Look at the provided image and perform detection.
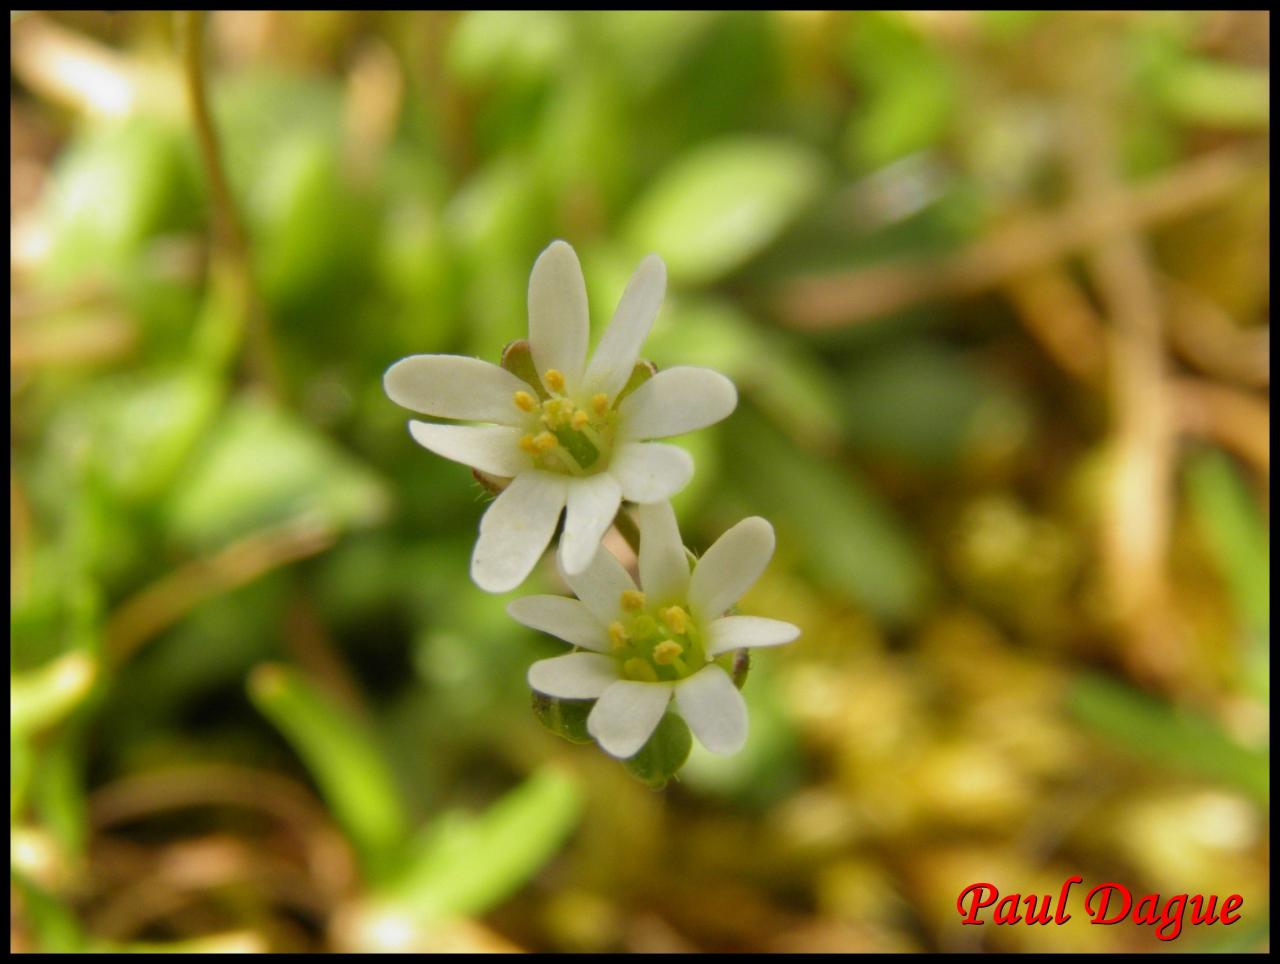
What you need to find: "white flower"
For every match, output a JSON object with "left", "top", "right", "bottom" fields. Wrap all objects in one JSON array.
[
  {"left": 384, "top": 240, "right": 737, "bottom": 593},
  {"left": 512, "top": 501, "right": 799, "bottom": 759}
]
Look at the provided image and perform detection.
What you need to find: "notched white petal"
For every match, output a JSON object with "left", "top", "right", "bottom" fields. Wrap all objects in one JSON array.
[
  {"left": 587, "top": 679, "right": 674, "bottom": 759},
  {"left": 636, "top": 500, "right": 690, "bottom": 605},
  {"left": 687, "top": 516, "right": 775, "bottom": 620},
  {"left": 527, "top": 652, "right": 618, "bottom": 699},
  {"left": 616, "top": 366, "right": 738, "bottom": 441},
  {"left": 408, "top": 421, "right": 529, "bottom": 477},
  {"left": 507, "top": 595, "right": 610, "bottom": 652},
  {"left": 608, "top": 442, "right": 692, "bottom": 505},
  {"left": 470, "top": 471, "right": 567, "bottom": 594},
  {"left": 528, "top": 240, "right": 589, "bottom": 391},
  {"left": 559, "top": 540, "right": 636, "bottom": 626},
  {"left": 560, "top": 473, "right": 623, "bottom": 576},
  {"left": 675, "top": 665, "right": 747, "bottom": 756},
  {"left": 706, "top": 615, "right": 799, "bottom": 657},
  {"left": 384, "top": 354, "right": 531, "bottom": 425},
  {"left": 583, "top": 253, "right": 667, "bottom": 400}
]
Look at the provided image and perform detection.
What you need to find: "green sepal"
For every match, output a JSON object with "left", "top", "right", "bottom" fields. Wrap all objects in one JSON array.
[
  {"left": 616, "top": 359, "right": 657, "bottom": 403},
  {"left": 532, "top": 691, "right": 594, "bottom": 744},
  {"left": 500, "top": 339, "right": 546, "bottom": 396},
  {"left": 623, "top": 711, "right": 692, "bottom": 790}
]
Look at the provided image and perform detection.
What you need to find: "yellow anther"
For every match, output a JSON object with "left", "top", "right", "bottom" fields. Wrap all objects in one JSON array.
[
  {"left": 660, "top": 606, "right": 689, "bottom": 635},
  {"left": 518, "top": 434, "right": 538, "bottom": 454},
  {"left": 623, "top": 658, "right": 659, "bottom": 682},
  {"left": 571, "top": 410, "right": 590, "bottom": 431},
  {"left": 608, "top": 621, "right": 629, "bottom": 649},
  {"left": 620, "top": 590, "right": 646, "bottom": 612},
  {"left": 544, "top": 369, "right": 566, "bottom": 393},
  {"left": 591, "top": 393, "right": 609, "bottom": 415},
  {"left": 653, "top": 640, "right": 684, "bottom": 665},
  {"left": 513, "top": 390, "right": 536, "bottom": 412},
  {"left": 533, "top": 431, "right": 558, "bottom": 453}
]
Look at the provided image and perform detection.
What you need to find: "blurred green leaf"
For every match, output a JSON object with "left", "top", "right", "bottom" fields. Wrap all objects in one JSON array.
[
  {"left": 1156, "top": 58, "right": 1270, "bottom": 130},
  {"left": 379, "top": 766, "right": 582, "bottom": 919},
  {"left": 163, "top": 397, "right": 388, "bottom": 550},
  {"left": 842, "top": 12, "right": 955, "bottom": 169},
  {"left": 1184, "top": 449, "right": 1269, "bottom": 700},
  {"left": 1069, "top": 673, "right": 1269, "bottom": 804},
  {"left": 249, "top": 663, "right": 410, "bottom": 875},
  {"left": 624, "top": 137, "right": 825, "bottom": 285},
  {"left": 11, "top": 652, "right": 97, "bottom": 738},
  {"left": 727, "top": 407, "right": 932, "bottom": 623},
  {"left": 40, "top": 117, "right": 201, "bottom": 284}
]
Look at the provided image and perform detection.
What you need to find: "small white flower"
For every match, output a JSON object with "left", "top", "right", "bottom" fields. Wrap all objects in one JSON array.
[
  {"left": 512, "top": 501, "right": 799, "bottom": 759},
  {"left": 385, "top": 240, "right": 737, "bottom": 593}
]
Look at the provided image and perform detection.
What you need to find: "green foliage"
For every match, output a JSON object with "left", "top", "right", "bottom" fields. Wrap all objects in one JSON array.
[
  {"left": 377, "top": 767, "right": 582, "bottom": 920},
  {"left": 163, "top": 398, "right": 389, "bottom": 550},
  {"left": 248, "top": 663, "right": 410, "bottom": 876},
  {"left": 1069, "top": 674, "right": 1269, "bottom": 804},
  {"left": 623, "top": 138, "right": 825, "bottom": 285}
]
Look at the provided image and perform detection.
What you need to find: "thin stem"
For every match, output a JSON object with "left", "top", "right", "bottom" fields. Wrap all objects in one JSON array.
[{"left": 176, "top": 11, "right": 283, "bottom": 398}]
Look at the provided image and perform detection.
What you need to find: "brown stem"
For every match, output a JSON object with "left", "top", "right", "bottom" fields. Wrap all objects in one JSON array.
[
  {"left": 105, "top": 519, "right": 335, "bottom": 667},
  {"left": 772, "top": 145, "right": 1260, "bottom": 330},
  {"left": 176, "top": 11, "right": 283, "bottom": 398}
]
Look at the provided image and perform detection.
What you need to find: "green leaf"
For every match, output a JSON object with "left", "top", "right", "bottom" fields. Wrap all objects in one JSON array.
[
  {"left": 623, "top": 712, "right": 693, "bottom": 790},
  {"left": 10, "top": 652, "right": 97, "bottom": 738},
  {"left": 379, "top": 766, "right": 582, "bottom": 919},
  {"left": 248, "top": 663, "right": 410, "bottom": 876},
  {"left": 726, "top": 406, "right": 932, "bottom": 623},
  {"left": 623, "top": 137, "right": 825, "bottom": 285},
  {"left": 1069, "top": 673, "right": 1269, "bottom": 804},
  {"left": 1184, "top": 449, "right": 1269, "bottom": 700},
  {"left": 163, "top": 397, "right": 388, "bottom": 551}
]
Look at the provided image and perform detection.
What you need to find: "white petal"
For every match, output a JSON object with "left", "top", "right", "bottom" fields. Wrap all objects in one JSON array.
[
  {"left": 528, "top": 240, "right": 589, "bottom": 392},
  {"left": 636, "top": 500, "right": 690, "bottom": 606},
  {"left": 384, "top": 355, "right": 531, "bottom": 425},
  {"left": 507, "top": 596, "right": 609, "bottom": 652},
  {"left": 587, "top": 679, "right": 674, "bottom": 759},
  {"left": 687, "top": 517, "right": 775, "bottom": 620},
  {"left": 527, "top": 652, "right": 618, "bottom": 699},
  {"left": 560, "top": 473, "right": 623, "bottom": 576},
  {"left": 675, "top": 665, "right": 747, "bottom": 756},
  {"left": 583, "top": 254, "right": 666, "bottom": 400},
  {"left": 706, "top": 615, "right": 800, "bottom": 657},
  {"left": 559, "top": 540, "right": 635, "bottom": 626},
  {"left": 470, "top": 471, "right": 567, "bottom": 594},
  {"left": 407, "top": 422, "right": 528, "bottom": 477},
  {"left": 608, "top": 442, "right": 693, "bottom": 504},
  {"left": 617, "top": 366, "right": 738, "bottom": 440}
]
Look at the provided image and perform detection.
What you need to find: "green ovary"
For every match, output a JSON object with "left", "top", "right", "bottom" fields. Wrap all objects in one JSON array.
[
  {"left": 512, "top": 370, "right": 616, "bottom": 475},
  {"left": 608, "top": 591, "right": 707, "bottom": 683}
]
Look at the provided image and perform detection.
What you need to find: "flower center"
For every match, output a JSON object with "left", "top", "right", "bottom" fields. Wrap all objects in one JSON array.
[
  {"left": 513, "top": 370, "right": 616, "bottom": 475},
  {"left": 607, "top": 590, "right": 706, "bottom": 682}
]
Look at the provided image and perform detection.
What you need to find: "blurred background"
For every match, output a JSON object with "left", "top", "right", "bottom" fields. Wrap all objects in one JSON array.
[{"left": 9, "top": 10, "right": 1269, "bottom": 953}]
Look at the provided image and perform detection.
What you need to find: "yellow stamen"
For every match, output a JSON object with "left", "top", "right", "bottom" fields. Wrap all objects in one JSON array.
[
  {"left": 533, "top": 431, "right": 558, "bottom": 453},
  {"left": 591, "top": 393, "right": 609, "bottom": 415},
  {"left": 513, "top": 390, "right": 536, "bottom": 412},
  {"left": 653, "top": 640, "right": 684, "bottom": 665},
  {"left": 660, "top": 606, "right": 689, "bottom": 635},
  {"left": 623, "top": 658, "right": 659, "bottom": 682},
  {"left": 620, "top": 590, "right": 646, "bottom": 612},
  {"left": 518, "top": 434, "right": 538, "bottom": 454},
  {"left": 544, "top": 369, "right": 566, "bottom": 393},
  {"left": 608, "top": 621, "right": 629, "bottom": 649},
  {"left": 570, "top": 410, "right": 590, "bottom": 431}
]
